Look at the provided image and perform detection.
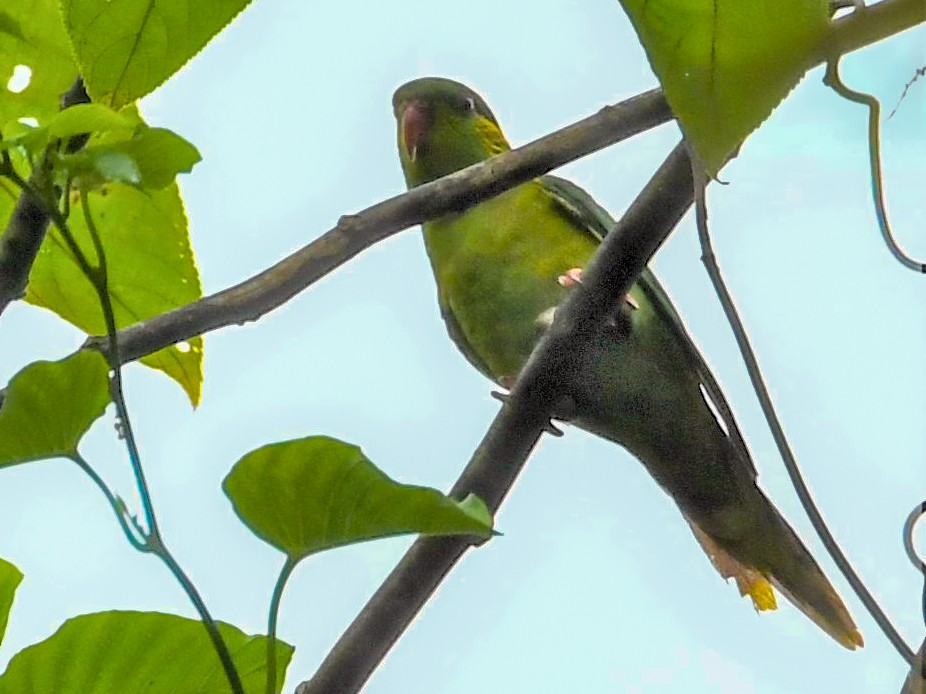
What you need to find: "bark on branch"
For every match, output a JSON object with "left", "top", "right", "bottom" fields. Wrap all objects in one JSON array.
[
  {"left": 0, "top": 77, "right": 89, "bottom": 316},
  {"left": 83, "top": 89, "right": 673, "bottom": 362}
]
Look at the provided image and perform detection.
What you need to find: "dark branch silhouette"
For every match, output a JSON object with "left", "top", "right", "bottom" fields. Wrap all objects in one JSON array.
[{"left": 298, "top": 142, "right": 695, "bottom": 694}]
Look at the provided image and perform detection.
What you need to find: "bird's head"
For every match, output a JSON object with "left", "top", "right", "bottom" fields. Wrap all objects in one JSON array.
[{"left": 392, "top": 77, "right": 510, "bottom": 188}]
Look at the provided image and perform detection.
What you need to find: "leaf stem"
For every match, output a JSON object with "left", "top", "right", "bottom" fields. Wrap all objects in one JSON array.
[
  {"left": 70, "top": 453, "right": 147, "bottom": 551},
  {"left": 902, "top": 501, "right": 926, "bottom": 625},
  {"left": 78, "top": 190, "right": 245, "bottom": 694},
  {"left": 823, "top": 59, "right": 925, "bottom": 273},
  {"left": 153, "top": 537, "right": 245, "bottom": 693},
  {"left": 80, "top": 192, "right": 160, "bottom": 532},
  {"left": 266, "top": 557, "right": 298, "bottom": 694}
]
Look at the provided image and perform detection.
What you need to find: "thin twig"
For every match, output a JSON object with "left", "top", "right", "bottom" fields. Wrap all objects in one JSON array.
[
  {"left": 79, "top": 191, "right": 245, "bottom": 694},
  {"left": 888, "top": 64, "right": 925, "bottom": 119},
  {"left": 824, "top": 58, "right": 925, "bottom": 272},
  {"left": 80, "top": 192, "right": 159, "bottom": 534},
  {"left": 691, "top": 161, "right": 914, "bottom": 665}
]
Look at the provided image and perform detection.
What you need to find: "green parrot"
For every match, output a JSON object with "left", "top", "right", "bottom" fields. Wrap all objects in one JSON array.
[{"left": 392, "top": 76, "right": 863, "bottom": 650}]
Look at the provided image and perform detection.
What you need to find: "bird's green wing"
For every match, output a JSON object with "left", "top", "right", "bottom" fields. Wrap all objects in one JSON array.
[
  {"left": 540, "top": 175, "right": 753, "bottom": 473},
  {"left": 440, "top": 295, "right": 498, "bottom": 382}
]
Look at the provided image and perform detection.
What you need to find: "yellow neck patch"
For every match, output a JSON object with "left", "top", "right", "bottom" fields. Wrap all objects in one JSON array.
[{"left": 473, "top": 115, "right": 510, "bottom": 156}]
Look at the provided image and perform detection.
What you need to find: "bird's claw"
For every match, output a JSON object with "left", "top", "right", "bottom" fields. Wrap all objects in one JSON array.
[{"left": 491, "top": 388, "right": 569, "bottom": 437}]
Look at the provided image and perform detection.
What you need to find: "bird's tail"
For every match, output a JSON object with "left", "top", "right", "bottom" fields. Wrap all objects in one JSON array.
[{"left": 686, "top": 491, "right": 864, "bottom": 650}]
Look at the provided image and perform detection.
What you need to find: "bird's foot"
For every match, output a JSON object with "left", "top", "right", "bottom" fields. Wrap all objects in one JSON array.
[
  {"left": 556, "top": 267, "right": 584, "bottom": 288},
  {"left": 557, "top": 266, "right": 640, "bottom": 311}
]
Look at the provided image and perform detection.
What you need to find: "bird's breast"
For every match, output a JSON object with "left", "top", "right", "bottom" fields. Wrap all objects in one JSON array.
[{"left": 422, "top": 186, "right": 598, "bottom": 383}]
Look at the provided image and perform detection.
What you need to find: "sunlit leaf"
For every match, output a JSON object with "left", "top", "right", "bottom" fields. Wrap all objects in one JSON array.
[
  {"left": 619, "top": 0, "right": 829, "bottom": 175},
  {"left": 115, "top": 127, "right": 201, "bottom": 189},
  {"left": 25, "top": 181, "right": 204, "bottom": 406},
  {"left": 0, "top": 12, "right": 27, "bottom": 43},
  {"left": 0, "top": 558, "right": 23, "bottom": 650},
  {"left": 46, "top": 103, "right": 136, "bottom": 139},
  {"left": 62, "top": 0, "right": 255, "bottom": 108},
  {"left": 224, "top": 435, "right": 494, "bottom": 560},
  {"left": 0, "top": 351, "right": 109, "bottom": 467},
  {"left": 0, "top": 0, "right": 76, "bottom": 129},
  {"left": 64, "top": 147, "right": 141, "bottom": 187},
  {"left": 40, "top": 108, "right": 202, "bottom": 191},
  {"left": 0, "top": 611, "right": 293, "bottom": 693}
]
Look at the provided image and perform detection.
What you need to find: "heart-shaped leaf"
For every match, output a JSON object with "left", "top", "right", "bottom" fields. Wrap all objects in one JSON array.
[
  {"left": 0, "top": 351, "right": 109, "bottom": 466},
  {"left": 0, "top": 610, "right": 294, "bottom": 693},
  {"left": 224, "top": 435, "right": 494, "bottom": 560}
]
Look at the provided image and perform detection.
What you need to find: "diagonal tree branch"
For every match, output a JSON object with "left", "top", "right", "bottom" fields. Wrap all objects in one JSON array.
[
  {"left": 817, "top": 0, "right": 926, "bottom": 63},
  {"left": 297, "top": 142, "right": 695, "bottom": 694},
  {"left": 65, "top": 0, "right": 924, "bottom": 367},
  {"left": 82, "top": 89, "right": 673, "bottom": 363}
]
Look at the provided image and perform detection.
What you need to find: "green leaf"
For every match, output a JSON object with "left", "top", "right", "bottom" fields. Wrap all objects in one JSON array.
[
  {"left": 46, "top": 103, "right": 136, "bottom": 139},
  {"left": 0, "top": 12, "right": 27, "bottom": 42},
  {"left": 3, "top": 104, "right": 142, "bottom": 167},
  {"left": 62, "top": 0, "right": 255, "bottom": 108},
  {"left": 0, "top": 611, "right": 294, "bottom": 694},
  {"left": 0, "top": 123, "right": 50, "bottom": 161},
  {"left": 0, "top": 351, "right": 109, "bottom": 467},
  {"left": 60, "top": 127, "right": 202, "bottom": 191},
  {"left": 0, "top": 0, "right": 76, "bottom": 129},
  {"left": 224, "top": 435, "right": 495, "bottom": 560},
  {"left": 64, "top": 148, "right": 142, "bottom": 187},
  {"left": 0, "top": 558, "right": 23, "bottom": 650},
  {"left": 39, "top": 107, "right": 201, "bottom": 191},
  {"left": 619, "top": 0, "right": 829, "bottom": 175},
  {"left": 25, "top": 182, "right": 204, "bottom": 406},
  {"left": 116, "top": 127, "right": 202, "bottom": 189}
]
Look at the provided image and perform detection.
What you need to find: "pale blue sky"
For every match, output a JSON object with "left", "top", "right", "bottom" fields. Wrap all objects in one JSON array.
[{"left": 0, "top": 1, "right": 924, "bottom": 692}]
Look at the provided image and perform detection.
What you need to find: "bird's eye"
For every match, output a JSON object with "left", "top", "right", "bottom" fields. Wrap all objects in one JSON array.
[{"left": 462, "top": 97, "right": 476, "bottom": 113}]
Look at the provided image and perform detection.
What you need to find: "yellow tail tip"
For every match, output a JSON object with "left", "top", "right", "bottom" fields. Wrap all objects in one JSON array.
[
  {"left": 686, "top": 518, "right": 864, "bottom": 650},
  {"left": 736, "top": 574, "right": 777, "bottom": 612}
]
